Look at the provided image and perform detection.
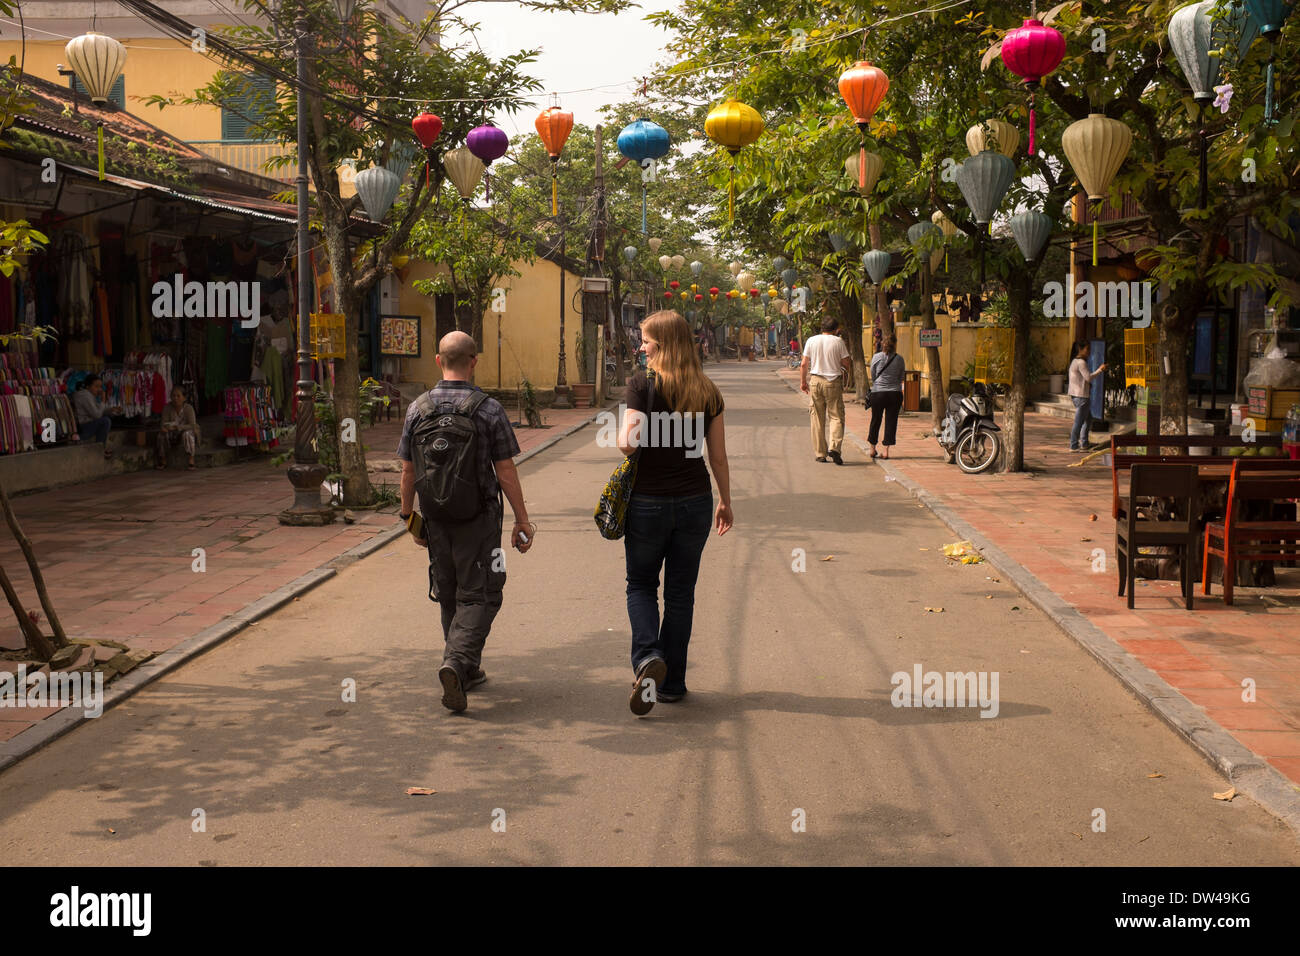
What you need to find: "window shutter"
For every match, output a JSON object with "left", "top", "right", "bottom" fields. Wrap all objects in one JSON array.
[
  {"left": 221, "top": 74, "right": 275, "bottom": 142},
  {"left": 69, "top": 74, "right": 125, "bottom": 109}
]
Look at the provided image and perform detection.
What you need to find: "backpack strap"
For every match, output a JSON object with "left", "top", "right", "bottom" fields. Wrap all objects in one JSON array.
[{"left": 457, "top": 389, "right": 491, "bottom": 417}]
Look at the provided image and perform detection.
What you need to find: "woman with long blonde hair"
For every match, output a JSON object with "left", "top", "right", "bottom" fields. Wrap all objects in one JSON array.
[{"left": 616, "top": 311, "right": 732, "bottom": 716}]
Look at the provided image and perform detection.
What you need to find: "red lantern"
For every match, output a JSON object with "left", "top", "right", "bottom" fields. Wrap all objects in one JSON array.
[
  {"left": 664, "top": 291, "right": 673, "bottom": 300},
  {"left": 1000, "top": 19, "right": 1065, "bottom": 156},
  {"left": 748, "top": 288, "right": 759, "bottom": 298},
  {"left": 838, "top": 61, "right": 890, "bottom": 189},
  {"left": 709, "top": 287, "right": 719, "bottom": 296},
  {"left": 669, "top": 280, "right": 680, "bottom": 290},
  {"left": 412, "top": 112, "right": 442, "bottom": 186},
  {"left": 694, "top": 294, "right": 703, "bottom": 302}
]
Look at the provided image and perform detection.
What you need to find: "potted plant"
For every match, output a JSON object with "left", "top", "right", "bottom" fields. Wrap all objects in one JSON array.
[{"left": 570, "top": 327, "right": 595, "bottom": 408}]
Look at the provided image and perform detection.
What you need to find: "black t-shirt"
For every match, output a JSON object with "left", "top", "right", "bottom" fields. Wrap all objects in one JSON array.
[{"left": 626, "top": 371, "right": 723, "bottom": 497}]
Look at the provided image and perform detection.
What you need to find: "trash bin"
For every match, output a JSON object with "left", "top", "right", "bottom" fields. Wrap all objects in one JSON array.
[{"left": 903, "top": 371, "right": 921, "bottom": 412}]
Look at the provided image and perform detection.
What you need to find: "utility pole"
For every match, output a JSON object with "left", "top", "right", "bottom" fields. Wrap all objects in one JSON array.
[
  {"left": 587, "top": 125, "right": 608, "bottom": 399},
  {"left": 553, "top": 207, "right": 571, "bottom": 408}
]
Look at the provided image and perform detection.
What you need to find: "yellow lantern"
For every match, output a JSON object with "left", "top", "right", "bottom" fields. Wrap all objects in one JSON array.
[
  {"left": 844, "top": 151, "right": 884, "bottom": 195},
  {"left": 965, "top": 119, "right": 1020, "bottom": 159},
  {"left": 1061, "top": 113, "right": 1133, "bottom": 265},
  {"left": 704, "top": 99, "right": 765, "bottom": 221},
  {"left": 680, "top": 290, "right": 689, "bottom": 300},
  {"left": 767, "top": 287, "right": 778, "bottom": 298},
  {"left": 931, "top": 210, "right": 958, "bottom": 271}
]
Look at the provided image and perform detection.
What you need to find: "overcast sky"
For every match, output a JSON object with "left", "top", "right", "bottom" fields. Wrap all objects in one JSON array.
[{"left": 441, "top": 0, "right": 680, "bottom": 138}]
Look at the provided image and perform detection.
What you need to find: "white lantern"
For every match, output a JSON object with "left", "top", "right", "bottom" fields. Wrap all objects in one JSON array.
[
  {"left": 65, "top": 32, "right": 127, "bottom": 106},
  {"left": 354, "top": 166, "right": 401, "bottom": 221},
  {"left": 443, "top": 147, "right": 485, "bottom": 200}
]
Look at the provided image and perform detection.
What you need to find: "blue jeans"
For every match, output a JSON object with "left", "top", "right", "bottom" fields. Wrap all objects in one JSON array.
[
  {"left": 78, "top": 415, "right": 111, "bottom": 445},
  {"left": 1069, "top": 396, "right": 1090, "bottom": 448},
  {"left": 624, "top": 492, "right": 713, "bottom": 695}
]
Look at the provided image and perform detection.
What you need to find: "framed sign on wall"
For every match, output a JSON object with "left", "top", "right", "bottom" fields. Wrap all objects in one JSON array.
[{"left": 379, "top": 314, "right": 422, "bottom": 357}]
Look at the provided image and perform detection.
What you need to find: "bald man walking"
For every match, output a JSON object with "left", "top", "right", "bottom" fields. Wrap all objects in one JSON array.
[{"left": 399, "top": 331, "right": 534, "bottom": 714}]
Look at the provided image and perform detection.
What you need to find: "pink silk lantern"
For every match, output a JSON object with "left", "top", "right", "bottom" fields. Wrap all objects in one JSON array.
[{"left": 1000, "top": 18, "right": 1065, "bottom": 156}]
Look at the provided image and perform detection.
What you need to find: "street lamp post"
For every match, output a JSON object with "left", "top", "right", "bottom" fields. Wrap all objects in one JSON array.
[{"left": 280, "top": 12, "right": 333, "bottom": 525}]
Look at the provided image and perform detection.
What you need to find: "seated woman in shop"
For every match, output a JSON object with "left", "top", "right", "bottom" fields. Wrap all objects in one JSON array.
[
  {"left": 156, "top": 386, "right": 200, "bottom": 471},
  {"left": 71, "top": 375, "right": 120, "bottom": 459}
]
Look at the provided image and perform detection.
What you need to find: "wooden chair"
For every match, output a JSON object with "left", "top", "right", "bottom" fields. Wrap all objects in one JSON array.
[
  {"left": 1203, "top": 462, "right": 1300, "bottom": 605},
  {"left": 1116, "top": 463, "right": 1199, "bottom": 610}
]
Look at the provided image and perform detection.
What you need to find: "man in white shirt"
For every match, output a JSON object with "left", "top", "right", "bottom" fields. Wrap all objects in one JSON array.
[{"left": 800, "top": 316, "right": 852, "bottom": 464}]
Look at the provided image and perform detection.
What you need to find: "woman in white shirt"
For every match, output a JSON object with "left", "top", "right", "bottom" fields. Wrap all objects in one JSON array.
[{"left": 1068, "top": 342, "right": 1107, "bottom": 451}]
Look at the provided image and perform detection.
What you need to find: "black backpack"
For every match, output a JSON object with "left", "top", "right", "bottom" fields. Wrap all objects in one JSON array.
[{"left": 410, "top": 388, "right": 490, "bottom": 522}]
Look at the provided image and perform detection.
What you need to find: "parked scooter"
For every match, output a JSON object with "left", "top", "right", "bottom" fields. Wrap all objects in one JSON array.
[{"left": 936, "top": 383, "right": 1002, "bottom": 474}]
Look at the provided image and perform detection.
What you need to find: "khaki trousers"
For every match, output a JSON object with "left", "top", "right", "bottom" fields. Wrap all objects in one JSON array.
[{"left": 809, "top": 375, "right": 844, "bottom": 457}]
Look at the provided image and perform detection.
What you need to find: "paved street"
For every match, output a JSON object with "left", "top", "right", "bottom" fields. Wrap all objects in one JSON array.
[{"left": 0, "top": 362, "right": 1296, "bottom": 865}]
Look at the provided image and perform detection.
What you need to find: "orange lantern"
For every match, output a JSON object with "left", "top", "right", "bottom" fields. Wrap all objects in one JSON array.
[
  {"left": 535, "top": 96, "right": 575, "bottom": 216},
  {"left": 838, "top": 61, "right": 890, "bottom": 190}
]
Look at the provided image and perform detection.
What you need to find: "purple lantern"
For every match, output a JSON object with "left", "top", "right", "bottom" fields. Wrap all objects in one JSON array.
[{"left": 467, "top": 123, "right": 509, "bottom": 200}]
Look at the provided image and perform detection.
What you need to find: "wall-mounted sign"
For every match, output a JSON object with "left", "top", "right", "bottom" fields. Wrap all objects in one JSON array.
[
  {"left": 919, "top": 328, "right": 942, "bottom": 348},
  {"left": 379, "top": 314, "right": 421, "bottom": 357}
]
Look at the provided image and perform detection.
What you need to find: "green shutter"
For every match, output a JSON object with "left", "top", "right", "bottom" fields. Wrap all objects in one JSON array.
[
  {"left": 69, "top": 74, "right": 125, "bottom": 109},
  {"left": 221, "top": 74, "right": 275, "bottom": 142}
]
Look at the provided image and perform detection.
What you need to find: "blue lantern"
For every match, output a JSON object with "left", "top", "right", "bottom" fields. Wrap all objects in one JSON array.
[
  {"left": 617, "top": 118, "right": 671, "bottom": 233},
  {"left": 1244, "top": 0, "right": 1293, "bottom": 123}
]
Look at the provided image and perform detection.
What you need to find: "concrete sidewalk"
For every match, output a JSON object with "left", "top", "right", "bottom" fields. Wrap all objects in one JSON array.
[
  {"left": 778, "top": 367, "right": 1300, "bottom": 795},
  {"left": 0, "top": 395, "right": 612, "bottom": 755}
]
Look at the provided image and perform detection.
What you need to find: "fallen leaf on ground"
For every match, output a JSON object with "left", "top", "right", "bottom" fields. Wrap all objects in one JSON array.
[
  {"left": 821, "top": 555, "right": 835, "bottom": 562},
  {"left": 1213, "top": 787, "right": 1236, "bottom": 801},
  {"left": 924, "top": 606, "right": 945, "bottom": 613},
  {"left": 919, "top": 547, "right": 930, "bottom": 551},
  {"left": 1148, "top": 772, "right": 1164, "bottom": 779},
  {"left": 108, "top": 828, "right": 116, "bottom": 834},
  {"left": 941, "top": 540, "right": 984, "bottom": 563},
  {"left": 1080, "top": 537, "right": 1092, "bottom": 542},
  {"left": 1071, "top": 832, "right": 1082, "bottom": 840},
  {"left": 986, "top": 576, "right": 1001, "bottom": 582},
  {"left": 1089, "top": 514, "right": 1098, "bottom": 521},
  {"left": 1136, "top": 835, "right": 1150, "bottom": 844},
  {"left": 405, "top": 787, "right": 438, "bottom": 796},
  {"left": 986, "top": 594, "right": 993, "bottom": 599}
]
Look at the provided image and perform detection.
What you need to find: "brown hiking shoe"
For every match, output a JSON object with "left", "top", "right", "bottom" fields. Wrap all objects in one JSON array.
[{"left": 629, "top": 657, "right": 667, "bottom": 717}]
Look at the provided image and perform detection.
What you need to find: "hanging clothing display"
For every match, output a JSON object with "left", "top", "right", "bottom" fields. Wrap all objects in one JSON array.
[
  {"left": 123, "top": 350, "right": 175, "bottom": 411},
  {"left": 54, "top": 231, "right": 93, "bottom": 340},
  {"left": 0, "top": 352, "right": 75, "bottom": 453},
  {"left": 222, "top": 383, "right": 280, "bottom": 448},
  {"left": 98, "top": 367, "right": 156, "bottom": 418}
]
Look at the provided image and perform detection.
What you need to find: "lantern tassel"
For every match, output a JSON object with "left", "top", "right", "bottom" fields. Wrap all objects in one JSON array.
[
  {"left": 945, "top": 247, "right": 949, "bottom": 273},
  {"left": 1092, "top": 218, "right": 1099, "bottom": 267},
  {"left": 858, "top": 145, "right": 865, "bottom": 190},
  {"left": 642, "top": 184, "right": 647, "bottom": 235},
  {"left": 1027, "top": 91, "right": 1036, "bottom": 157},
  {"left": 728, "top": 166, "right": 735, "bottom": 222},
  {"left": 551, "top": 174, "right": 558, "bottom": 217},
  {"left": 1264, "top": 57, "right": 1276, "bottom": 125},
  {"left": 485, "top": 170, "right": 491, "bottom": 202},
  {"left": 1198, "top": 104, "right": 1208, "bottom": 210},
  {"left": 97, "top": 122, "right": 105, "bottom": 181}
]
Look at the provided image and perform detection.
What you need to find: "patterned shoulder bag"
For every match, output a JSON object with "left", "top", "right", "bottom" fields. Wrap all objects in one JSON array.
[{"left": 594, "top": 370, "right": 656, "bottom": 540}]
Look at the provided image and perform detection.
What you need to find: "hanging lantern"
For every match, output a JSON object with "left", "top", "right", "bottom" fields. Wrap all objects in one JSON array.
[
  {"left": 664, "top": 291, "right": 674, "bottom": 301},
  {"left": 690, "top": 260, "right": 704, "bottom": 276},
  {"left": 466, "top": 123, "right": 509, "bottom": 202},
  {"left": 354, "top": 166, "right": 401, "bottom": 221},
  {"left": 931, "top": 209, "right": 958, "bottom": 271},
  {"left": 1000, "top": 18, "right": 1066, "bottom": 156},
  {"left": 838, "top": 60, "right": 890, "bottom": 192},
  {"left": 681, "top": 291, "right": 690, "bottom": 301},
  {"left": 709, "top": 287, "right": 720, "bottom": 300},
  {"left": 1245, "top": 0, "right": 1293, "bottom": 123},
  {"left": 385, "top": 138, "right": 419, "bottom": 176},
  {"left": 844, "top": 150, "right": 885, "bottom": 195},
  {"left": 907, "top": 221, "right": 941, "bottom": 246},
  {"left": 1061, "top": 113, "right": 1133, "bottom": 264},
  {"left": 411, "top": 111, "right": 443, "bottom": 187},
  {"left": 443, "top": 147, "right": 485, "bottom": 201},
  {"left": 669, "top": 280, "right": 680, "bottom": 290},
  {"left": 617, "top": 118, "right": 671, "bottom": 234},
  {"left": 695, "top": 293, "right": 704, "bottom": 302},
  {"left": 623, "top": 246, "right": 639, "bottom": 263},
  {"left": 862, "top": 250, "right": 891, "bottom": 285},
  {"left": 534, "top": 99, "right": 574, "bottom": 216},
  {"left": 704, "top": 99, "right": 765, "bottom": 221},
  {"left": 829, "top": 233, "right": 849, "bottom": 254},
  {"left": 736, "top": 271, "right": 756, "bottom": 291},
  {"left": 64, "top": 32, "right": 127, "bottom": 180},
  {"left": 729, "top": 260, "right": 743, "bottom": 276},
  {"left": 955, "top": 151, "right": 1016, "bottom": 224},
  {"left": 1008, "top": 210, "right": 1053, "bottom": 262},
  {"left": 768, "top": 287, "right": 779, "bottom": 298},
  {"left": 690, "top": 283, "right": 699, "bottom": 293},
  {"left": 772, "top": 256, "right": 790, "bottom": 273},
  {"left": 658, "top": 254, "right": 672, "bottom": 271},
  {"left": 749, "top": 288, "right": 760, "bottom": 298},
  {"left": 781, "top": 268, "right": 798, "bottom": 288},
  {"left": 671, "top": 255, "right": 685, "bottom": 270},
  {"left": 1170, "top": 2, "right": 1262, "bottom": 204},
  {"left": 648, "top": 236, "right": 663, "bottom": 253},
  {"left": 965, "top": 119, "right": 1021, "bottom": 159}
]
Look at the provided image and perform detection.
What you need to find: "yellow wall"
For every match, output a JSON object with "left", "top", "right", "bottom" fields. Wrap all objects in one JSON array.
[
  {"left": 394, "top": 255, "right": 585, "bottom": 391},
  {"left": 0, "top": 40, "right": 225, "bottom": 142}
]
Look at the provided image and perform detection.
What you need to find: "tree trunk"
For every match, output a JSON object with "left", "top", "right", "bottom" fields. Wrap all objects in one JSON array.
[
  {"left": 0, "top": 561, "right": 52, "bottom": 661},
  {"left": 918, "top": 261, "right": 947, "bottom": 429},
  {"left": 836, "top": 289, "right": 868, "bottom": 406},
  {"left": 335, "top": 279, "right": 373, "bottom": 507},
  {"left": 1158, "top": 297, "right": 1193, "bottom": 436},
  {"left": 1002, "top": 277, "right": 1034, "bottom": 472},
  {"left": 0, "top": 480, "right": 66, "bottom": 647}
]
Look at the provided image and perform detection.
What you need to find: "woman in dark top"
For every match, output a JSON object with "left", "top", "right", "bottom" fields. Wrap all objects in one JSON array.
[
  {"left": 867, "top": 334, "right": 905, "bottom": 459},
  {"left": 617, "top": 310, "right": 732, "bottom": 716}
]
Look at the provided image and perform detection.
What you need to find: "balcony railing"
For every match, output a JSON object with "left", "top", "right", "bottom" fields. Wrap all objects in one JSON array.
[{"left": 188, "top": 140, "right": 294, "bottom": 183}]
